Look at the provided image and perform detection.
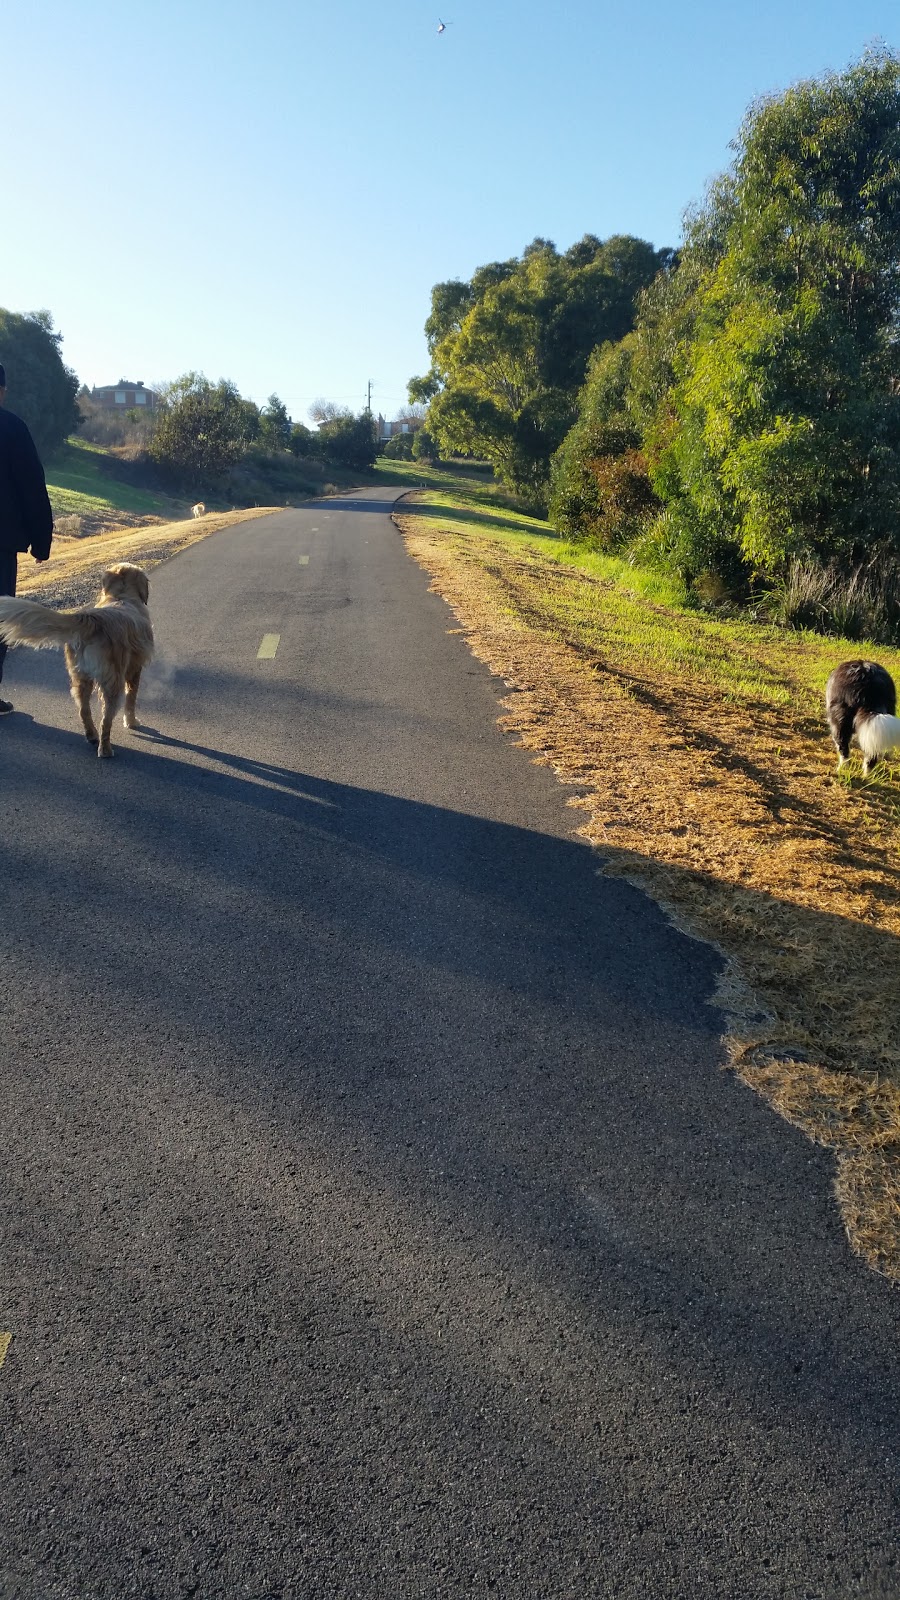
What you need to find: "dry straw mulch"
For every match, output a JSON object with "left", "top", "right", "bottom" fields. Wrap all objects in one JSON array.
[{"left": 396, "top": 509, "right": 900, "bottom": 1283}]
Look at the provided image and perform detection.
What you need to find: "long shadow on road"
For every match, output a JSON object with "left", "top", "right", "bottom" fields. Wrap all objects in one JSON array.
[{"left": 2, "top": 704, "right": 899, "bottom": 1596}]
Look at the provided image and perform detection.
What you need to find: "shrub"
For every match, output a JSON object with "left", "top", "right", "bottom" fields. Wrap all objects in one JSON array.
[
  {"left": 412, "top": 428, "right": 440, "bottom": 463},
  {"left": 567, "top": 448, "right": 658, "bottom": 550},
  {"left": 150, "top": 373, "right": 259, "bottom": 489},
  {"left": 77, "top": 395, "right": 158, "bottom": 451},
  {"left": 289, "top": 423, "right": 315, "bottom": 457},
  {"left": 382, "top": 432, "right": 415, "bottom": 459},
  {"left": 53, "top": 514, "right": 85, "bottom": 538},
  {"left": 317, "top": 412, "right": 378, "bottom": 472},
  {"left": 550, "top": 338, "right": 653, "bottom": 544},
  {"left": 627, "top": 504, "right": 753, "bottom": 602}
]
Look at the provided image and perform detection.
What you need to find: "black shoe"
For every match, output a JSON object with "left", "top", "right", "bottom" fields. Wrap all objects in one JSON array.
[{"left": 0, "top": 697, "right": 13, "bottom": 715}]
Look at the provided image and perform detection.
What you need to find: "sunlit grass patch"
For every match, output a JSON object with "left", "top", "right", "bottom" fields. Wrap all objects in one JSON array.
[{"left": 46, "top": 439, "right": 175, "bottom": 521}]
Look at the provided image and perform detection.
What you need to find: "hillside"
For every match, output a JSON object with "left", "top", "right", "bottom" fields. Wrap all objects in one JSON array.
[
  {"left": 45, "top": 440, "right": 186, "bottom": 534},
  {"left": 45, "top": 437, "right": 381, "bottom": 537}
]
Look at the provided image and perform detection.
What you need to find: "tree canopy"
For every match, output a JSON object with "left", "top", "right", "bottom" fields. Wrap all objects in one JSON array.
[
  {"left": 149, "top": 373, "right": 260, "bottom": 487},
  {"left": 259, "top": 393, "right": 292, "bottom": 453},
  {"left": 663, "top": 46, "right": 900, "bottom": 576},
  {"left": 0, "top": 309, "right": 80, "bottom": 458},
  {"left": 315, "top": 410, "right": 377, "bottom": 472},
  {"left": 411, "top": 235, "right": 671, "bottom": 497},
  {"left": 549, "top": 47, "right": 900, "bottom": 601}
]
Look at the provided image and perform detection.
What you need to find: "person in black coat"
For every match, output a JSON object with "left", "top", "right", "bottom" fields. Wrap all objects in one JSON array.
[{"left": 0, "top": 363, "right": 54, "bottom": 712}]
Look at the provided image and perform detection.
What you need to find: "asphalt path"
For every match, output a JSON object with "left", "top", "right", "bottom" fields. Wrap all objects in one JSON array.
[{"left": 1, "top": 486, "right": 898, "bottom": 1599}]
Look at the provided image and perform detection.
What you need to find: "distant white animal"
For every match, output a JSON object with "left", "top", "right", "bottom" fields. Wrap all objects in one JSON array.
[{"left": 191, "top": 502, "right": 206, "bottom": 519}]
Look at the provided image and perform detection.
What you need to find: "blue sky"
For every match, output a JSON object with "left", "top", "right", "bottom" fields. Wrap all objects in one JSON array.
[{"left": 5, "top": 0, "right": 897, "bottom": 424}]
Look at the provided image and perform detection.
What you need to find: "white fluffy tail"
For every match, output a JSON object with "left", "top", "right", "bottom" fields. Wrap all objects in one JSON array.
[
  {"left": 858, "top": 712, "right": 900, "bottom": 760},
  {"left": 0, "top": 596, "right": 91, "bottom": 650}
]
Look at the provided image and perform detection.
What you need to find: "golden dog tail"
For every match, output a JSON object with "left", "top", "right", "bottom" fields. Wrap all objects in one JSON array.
[{"left": 0, "top": 596, "right": 103, "bottom": 651}]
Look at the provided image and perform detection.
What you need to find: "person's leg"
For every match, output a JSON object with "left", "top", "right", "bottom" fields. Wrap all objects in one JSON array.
[{"left": 0, "top": 550, "right": 17, "bottom": 711}]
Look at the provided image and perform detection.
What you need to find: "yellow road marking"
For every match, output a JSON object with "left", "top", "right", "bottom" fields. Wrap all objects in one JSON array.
[
  {"left": 257, "top": 633, "right": 280, "bottom": 660},
  {"left": 0, "top": 1333, "right": 11, "bottom": 1371},
  {"left": 298, "top": 555, "right": 310, "bottom": 565}
]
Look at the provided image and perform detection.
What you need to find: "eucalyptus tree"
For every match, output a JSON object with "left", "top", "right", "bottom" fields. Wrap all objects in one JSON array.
[
  {"left": 665, "top": 47, "right": 900, "bottom": 576},
  {"left": 410, "top": 235, "right": 669, "bottom": 497}
]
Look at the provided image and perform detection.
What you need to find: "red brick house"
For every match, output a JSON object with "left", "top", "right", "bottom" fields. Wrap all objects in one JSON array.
[{"left": 91, "top": 380, "right": 157, "bottom": 410}]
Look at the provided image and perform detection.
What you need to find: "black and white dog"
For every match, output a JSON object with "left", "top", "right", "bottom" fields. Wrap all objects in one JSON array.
[{"left": 825, "top": 660, "right": 900, "bottom": 772}]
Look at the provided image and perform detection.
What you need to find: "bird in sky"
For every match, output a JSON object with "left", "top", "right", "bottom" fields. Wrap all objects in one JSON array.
[{"left": 437, "top": 18, "right": 446, "bottom": 33}]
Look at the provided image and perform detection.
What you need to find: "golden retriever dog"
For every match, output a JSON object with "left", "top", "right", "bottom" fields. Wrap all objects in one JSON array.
[
  {"left": 191, "top": 502, "right": 206, "bottom": 518},
  {"left": 0, "top": 563, "right": 153, "bottom": 758}
]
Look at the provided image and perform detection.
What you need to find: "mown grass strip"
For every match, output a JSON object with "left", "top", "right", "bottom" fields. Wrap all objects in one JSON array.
[{"left": 394, "top": 480, "right": 900, "bottom": 1281}]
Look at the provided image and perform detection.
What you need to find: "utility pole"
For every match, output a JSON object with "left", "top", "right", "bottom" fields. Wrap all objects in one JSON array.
[{"left": 366, "top": 379, "right": 373, "bottom": 414}]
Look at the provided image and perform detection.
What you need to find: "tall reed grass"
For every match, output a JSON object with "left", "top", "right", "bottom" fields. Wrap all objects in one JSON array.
[{"left": 768, "top": 558, "right": 900, "bottom": 644}]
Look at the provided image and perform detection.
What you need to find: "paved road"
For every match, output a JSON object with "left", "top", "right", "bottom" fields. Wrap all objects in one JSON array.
[{"left": 1, "top": 487, "right": 898, "bottom": 1599}]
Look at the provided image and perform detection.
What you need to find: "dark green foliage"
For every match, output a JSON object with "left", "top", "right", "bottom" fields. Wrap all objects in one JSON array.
[
  {"left": 289, "top": 423, "right": 315, "bottom": 457},
  {"left": 412, "top": 427, "right": 440, "bottom": 463},
  {"left": 150, "top": 373, "right": 260, "bottom": 488},
  {"left": 382, "top": 432, "right": 415, "bottom": 460},
  {"left": 0, "top": 308, "right": 80, "bottom": 458},
  {"left": 259, "top": 393, "right": 292, "bottom": 452},
  {"left": 226, "top": 445, "right": 326, "bottom": 505},
  {"left": 316, "top": 411, "right": 377, "bottom": 472}
]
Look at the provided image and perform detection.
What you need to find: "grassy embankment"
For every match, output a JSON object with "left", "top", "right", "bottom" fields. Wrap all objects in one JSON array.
[
  {"left": 45, "top": 439, "right": 185, "bottom": 532},
  {"left": 381, "top": 458, "right": 900, "bottom": 1282},
  {"left": 44, "top": 438, "right": 376, "bottom": 540}
]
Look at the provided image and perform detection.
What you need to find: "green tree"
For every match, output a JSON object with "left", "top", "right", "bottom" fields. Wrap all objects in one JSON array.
[
  {"left": 382, "top": 432, "right": 415, "bottom": 460},
  {"left": 259, "top": 393, "right": 292, "bottom": 453},
  {"left": 150, "top": 373, "right": 259, "bottom": 488},
  {"left": 412, "top": 427, "right": 440, "bottom": 463},
  {"left": 317, "top": 411, "right": 377, "bottom": 472},
  {"left": 415, "top": 236, "right": 669, "bottom": 498},
  {"left": 663, "top": 48, "right": 900, "bottom": 579},
  {"left": 627, "top": 180, "right": 735, "bottom": 467},
  {"left": 546, "top": 189, "right": 735, "bottom": 557},
  {"left": 289, "top": 422, "right": 315, "bottom": 457},
  {"left": 549, "top": 336, "right": 658, "bottom": 546},
  {"left": 0, "top": 308, "right": 80, "bottom": 457}
]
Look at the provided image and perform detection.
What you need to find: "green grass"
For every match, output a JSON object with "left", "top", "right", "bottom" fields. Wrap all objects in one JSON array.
[
  {"left": 45, "top": 439, "right": 175, "bottom": 520},
  {"left": 374, "top": 455, "right": 543, "bottom": 515}
]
